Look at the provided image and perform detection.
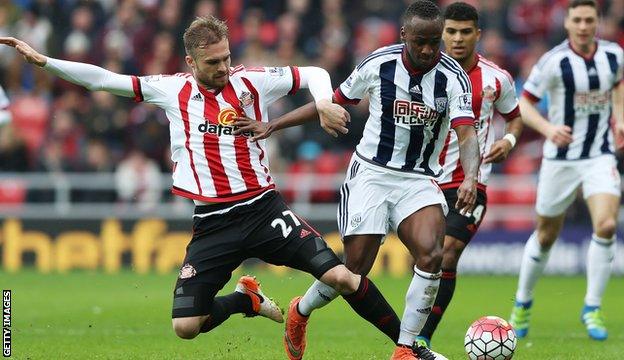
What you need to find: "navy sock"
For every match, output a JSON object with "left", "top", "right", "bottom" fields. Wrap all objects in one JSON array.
[{"left": 343, "top": 277, "right": 401, "bottom": 343}]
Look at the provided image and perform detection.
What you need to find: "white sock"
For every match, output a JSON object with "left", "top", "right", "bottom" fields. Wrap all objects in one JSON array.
[
  {"left": 515, "top": 231, "right": 552, "bottom": 303},
  {"left": 585, "top": 235, "right": 616, "bottom": 307},
  {"left": 297, "top": 280, "right": 339, "bottom": 316},
  {"left": 397, "top": 266, "right": 441, "bottom": 346}
]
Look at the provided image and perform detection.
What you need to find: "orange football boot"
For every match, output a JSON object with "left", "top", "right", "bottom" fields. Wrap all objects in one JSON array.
[
  {"left": 390, "top": 345, "right": 417, "bottom": 360},
  {"left": 235, "top": 275, "right": 283, "bottom": 323},
  {"left": 283, "top": 296, "right": 308, "bottom": 360}
]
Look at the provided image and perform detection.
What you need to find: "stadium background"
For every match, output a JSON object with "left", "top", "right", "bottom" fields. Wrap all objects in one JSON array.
[
  {"left": 1, "top": 1, "right": 624, "bottom": 359},
  {"left": 1, "top": 0, "right": 624, "bottom": 274}
]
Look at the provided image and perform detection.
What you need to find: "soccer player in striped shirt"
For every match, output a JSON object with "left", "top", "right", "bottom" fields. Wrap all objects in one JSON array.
[
  {"left": 236, "top": 1, "right": 480, "bottom": 359},
  {"left": 0, "top": 16, "right": 403, "bottom": 353},
  {"left": 509, "top": 0, "right": 624, "bottom": 341},
  {"left": 413, "top": 2, "right": 524, "bottom": 349}
]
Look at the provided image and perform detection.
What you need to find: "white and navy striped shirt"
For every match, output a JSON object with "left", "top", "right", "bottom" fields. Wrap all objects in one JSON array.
[
  {"left": 334, "top": 44, "right": 474, "bottom": 178},
  {"left": 524, "top": 39, "right": 624, "bottom": 160}
]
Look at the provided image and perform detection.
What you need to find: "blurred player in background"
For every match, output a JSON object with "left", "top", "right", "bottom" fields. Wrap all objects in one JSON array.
[
  {"left": 0, "top": 16, "right": 403, "bottom": 351},
  {"left": 508, "top": 0, "right": 624, "bottom": 341},
  {"left": 414, "top": 1, "right": 524, "bottom": 350},
  {"left": 0, "top": 85, "right": 10, "bottom": 125},
  {"left": 235, "top": 1, "right": 480, "bottom": 359}
]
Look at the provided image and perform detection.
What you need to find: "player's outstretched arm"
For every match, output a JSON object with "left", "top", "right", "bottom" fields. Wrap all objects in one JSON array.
[
  {"left": 0, "top": 36, "right": 135, "bottom": 97},
  {"left": 0, "top": 37, "right": 47, "bottom": 66},
  {"left": 232, "top": 102, "right": 318, "bottom": 141},
  {"left": 519, "top": 95, "right": 572, "bottom": 147},
  {"left": 232, "top": 66, "right": 350, "bottom": 140},
  {"left": 483, "top": 115, "right": 523, "bottom": 164},
  {"left": 232, "top": 98, "right": 349, "bottom": 141},
  {"left": 454, "top": 124, "right": 479, "bottom": 214},
  {"left": 299, "top": 67, "right": 349, "bottom": 137}
]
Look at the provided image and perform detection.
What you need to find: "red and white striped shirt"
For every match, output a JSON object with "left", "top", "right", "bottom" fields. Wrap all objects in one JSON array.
[
  {"left": 438, "top": 55, "right": 520, "bottom": 190},
  {"left": 132, "top": 65, "right": 301, "bottom": 202}
]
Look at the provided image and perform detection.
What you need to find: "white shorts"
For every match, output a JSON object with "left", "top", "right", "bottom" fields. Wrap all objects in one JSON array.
[
  {"left": 337, "top": 155, "right": 448, "bottom": 238},
  {"left": 536, "top": 154, "right": 621, "bottom": 217}
]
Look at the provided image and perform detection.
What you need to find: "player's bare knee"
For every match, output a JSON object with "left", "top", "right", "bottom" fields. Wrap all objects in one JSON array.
[
  {"left": 344, "top": 256, "right": 373, "bottom": 275},
  {"left": 535, "top": 223, "right": 559, "bottom": 248},
  {"left": 321, "top": 265, "right": 359, "bottom": 294},
  {"left": 536, "top": 216, "right": 564, "bottom": 248},
  {"left": 417, "top": 248, "right": 443, "bottom": 273},
  {"left": 172, "top": 318, "right": 200, "bottom": 339},
  {"left": 595, "top": 218, "right": 617, "bottom": 239}
]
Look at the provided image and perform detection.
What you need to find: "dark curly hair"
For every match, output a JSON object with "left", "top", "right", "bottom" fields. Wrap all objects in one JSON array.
[
  {"left": 402, "top": 0, "right": 441, "bottom": 25},
  {"left": 444, "top": 2, "right": 479, "bottom": 26},
  {"left": 568, "top": 0, "right": 597, "bottom": 10}
]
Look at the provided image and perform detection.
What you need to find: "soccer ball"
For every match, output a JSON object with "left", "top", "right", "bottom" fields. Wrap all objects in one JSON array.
[{"left": 464, "top": 316, "right": 516, "bottom": 360}]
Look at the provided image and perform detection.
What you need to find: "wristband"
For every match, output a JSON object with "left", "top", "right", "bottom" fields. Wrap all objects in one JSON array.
[{"left": 503, "top": 133, "right": 517, "bottom": 148}]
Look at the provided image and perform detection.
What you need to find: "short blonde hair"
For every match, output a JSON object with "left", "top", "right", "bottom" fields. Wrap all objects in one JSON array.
[{"left": 183, "top": 16, "right": 229, "bottom": 56}]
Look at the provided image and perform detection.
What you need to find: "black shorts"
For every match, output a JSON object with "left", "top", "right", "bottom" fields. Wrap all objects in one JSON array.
[
  {"left": 443, "top": 188, "right": 487, "bottom": 244},
  {"left": 171, "top": 190, "right": 342, "bottom": 318}
]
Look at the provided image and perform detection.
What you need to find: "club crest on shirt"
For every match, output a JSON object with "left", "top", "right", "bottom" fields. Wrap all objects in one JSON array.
[
  {"left": 434, "top": 97, "right": 448, "bottom": 113},
  {"left": 481, "top": 85, "right": 497, "bottom": 102},
  {"left": 238, "top": 91, "right": 254, "bottom": 108},
  {"left": 179, "top": 263, "right": 196, "bottom": 279}
]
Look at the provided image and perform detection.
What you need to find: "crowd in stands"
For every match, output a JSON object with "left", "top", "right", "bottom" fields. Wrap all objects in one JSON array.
[{"left": 0, "top": 0, "right": 622, "bottom": 208}]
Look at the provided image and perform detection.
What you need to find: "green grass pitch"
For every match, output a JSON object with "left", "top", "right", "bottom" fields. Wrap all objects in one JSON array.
[{"left": 3, "top": 270, "right": 623, "bottom": 359}]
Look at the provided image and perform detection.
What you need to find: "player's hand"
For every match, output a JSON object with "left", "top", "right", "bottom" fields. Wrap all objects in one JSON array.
[
  {"left": 455, "top": 178, "right": 477, "bottom": 215},
  {"left": 316, "top": 99, "right": 349, "bottom": 138},
  {"left": 232, "top": 116, "right": 273, "bottom": 142},
  {"left": 547, "top": 124, "right": 573, "bottom": 147},
  {"left": 483, "top": 139, "right": 513, "bottom": 164},
  {"left": 0, "top": 37, "right": 47, "bottom": 66}
]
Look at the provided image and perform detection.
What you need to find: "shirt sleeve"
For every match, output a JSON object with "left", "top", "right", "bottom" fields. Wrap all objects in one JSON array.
[
  {"left": 242, "top": 66, "right": 299, "bottom": 106},
  {"left": 523, "top": 54, "right": 554, "bottom": 102},
  {"left": 448, "top": 71, "right": 475, "bottom": 128},
  {"left": 134, "top": 74, "right": 189, "bottom": 107},
  {"left": 44, "top": 57, "right": 135, "bottom": 97},
  {"left": 615, "top": 47, "right": 624, "bottom": 85},
  {"left": 494, "top": 72, "right": 521, "bottom": 121},
  {"left": 334, "top": 65, "right": 369, "bottom": 105}
]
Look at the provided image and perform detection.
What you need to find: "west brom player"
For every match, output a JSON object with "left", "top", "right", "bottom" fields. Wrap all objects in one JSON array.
[
  {"left": 509, "top": 0, "right": 624, "bottom": 341},
  {"left": 414, "top": 2, "right": 524, "bottom": 349},
  {"left": 235, "top": 1, "right": 480, "bottom": 359},
  {"left": 0, "top": 16, "right": 402, "bottom": 351}
]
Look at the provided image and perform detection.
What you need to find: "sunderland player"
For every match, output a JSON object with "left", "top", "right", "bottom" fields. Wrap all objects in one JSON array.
[
  {"left": 0, "top": 16, "right": 403, "bottom": 350},
  {"left": 509, "top": 0, "right": 624, "bottom": 341},
  {"left": 414, "top": 2, "right": 524, "bottom": 348},
  {"left": 235, "top": 2, "right": 480, "bottom": 359}
]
